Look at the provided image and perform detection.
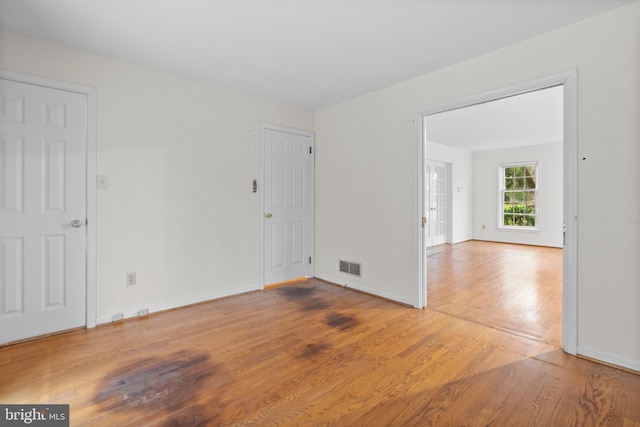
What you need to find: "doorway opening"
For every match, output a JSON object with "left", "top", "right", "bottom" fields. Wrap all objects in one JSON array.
[{"left": 415, "top": 71, "right": 578, "bottom": 355}]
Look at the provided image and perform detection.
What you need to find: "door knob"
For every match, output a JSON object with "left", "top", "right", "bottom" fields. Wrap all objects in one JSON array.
[
  {"left": 71, "top": 219, "right": 83, "bottom": 228},
  {"left": 265, "top": 213, "right": 273, "bottom": 219}
]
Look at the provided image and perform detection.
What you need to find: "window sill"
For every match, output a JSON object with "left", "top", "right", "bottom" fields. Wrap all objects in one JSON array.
[{"left": 497, "top": 226, "right": 541, "bottom": 233}]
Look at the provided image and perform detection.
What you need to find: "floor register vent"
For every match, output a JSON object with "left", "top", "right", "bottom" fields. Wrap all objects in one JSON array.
[{"left": 339, "top": 260, "right": 361, "bottom": 277}]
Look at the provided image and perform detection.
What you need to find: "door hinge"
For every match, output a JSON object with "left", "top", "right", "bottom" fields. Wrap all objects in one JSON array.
[
  {"left": 309, "top": 256, "right": 312, "bottom": 264},
  {"left": 422, "top": 217, "right": 427, "bottom": 227},
  {"left": 309, "top": 146, "right": 312, "bottom": 154}
]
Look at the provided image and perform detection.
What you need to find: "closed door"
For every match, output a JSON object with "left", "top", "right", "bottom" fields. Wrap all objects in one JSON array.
[
  {"left": 425, "top": 160, "right": 447, "bottom": 247},
  {"left": 0, "top": 78, "right": 87, "bottom": 344},
  {"left": 262, "top": 126, "right": 313, "bottom": 285}
]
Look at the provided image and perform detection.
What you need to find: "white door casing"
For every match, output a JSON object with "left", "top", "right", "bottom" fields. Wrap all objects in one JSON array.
[
  {"left": 0, "top": 76, "right": 90, "bottom": 344},
  {"left": 260, "top": 124, "right": 314, "bottom": 286},
  {"left": 415, "top": 70, "right": 578, "bottom": 356},
  {"left": 425, "top": 159, "right": 447, "bottom": 247}
]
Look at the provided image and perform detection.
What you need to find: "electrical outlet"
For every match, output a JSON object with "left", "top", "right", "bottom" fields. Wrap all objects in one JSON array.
[
  {"left": 138, "top": 308, "right": 149, "bottom": 316},
  {"left": 127, "top": 272, "right": 136, "bottom": 286},
  {"left": 112, "top": 312, "right": 124, "bottom": 322}
]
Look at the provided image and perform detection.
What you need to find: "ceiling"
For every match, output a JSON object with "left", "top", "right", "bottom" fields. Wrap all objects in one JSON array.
[
  {"left": 0, "top": 0, "right": 636, "bottom": 111},
  {"left": 425, "top": 85, "right": 564, "bottom": 152}
]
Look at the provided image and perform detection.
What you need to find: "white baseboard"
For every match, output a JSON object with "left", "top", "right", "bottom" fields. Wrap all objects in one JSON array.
[
  {"left": 96, "top": 285, "right": 259, "bottom": 325},
  {"left": 314, "top": 273, "right": 415, "bottom": 306},
  {"left": 577, "top": 345, "right": 640, "bottom": 372}
]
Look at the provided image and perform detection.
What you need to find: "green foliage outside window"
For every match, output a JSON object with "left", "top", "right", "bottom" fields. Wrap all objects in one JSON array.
[
  {"left": 502, "top": 165, "right": 537, "bottom": 227},
  {"left": 503, "top": 205, "right": 536, "bottom": 226}
]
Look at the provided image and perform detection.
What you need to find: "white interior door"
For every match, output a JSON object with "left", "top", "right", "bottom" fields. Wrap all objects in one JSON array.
[
  {"left": 262, "top": 125, "right": 313, "bottom": 285},
  {"left": 425, "top": 160, "right": 447, "bottom": 247},
  {"left": 0, "top": 78, "right": 87, "bottom": 344}
]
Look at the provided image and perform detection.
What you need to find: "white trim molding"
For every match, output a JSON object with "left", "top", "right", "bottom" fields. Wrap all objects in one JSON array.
[
  {"left": 578, "top": 346, "right": 640, "bottom": 373},
  {"left": 96, "top": 285, "right": 260, "bottom": 325},
  {"left": 314, "top": 273, "right": 415, "bottom": 307},
  {"left": 415, "top": 69, "right": 578, "bottom": 355}
]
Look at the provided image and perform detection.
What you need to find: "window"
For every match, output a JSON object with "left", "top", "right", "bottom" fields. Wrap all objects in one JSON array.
[{"left": 500, "top": 163, "right": 538, "bottom": 229}]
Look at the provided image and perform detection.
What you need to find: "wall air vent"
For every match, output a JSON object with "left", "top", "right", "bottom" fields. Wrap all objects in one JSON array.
[
  {"left": 339, "top": 260, "right": 361, "bottom": 277},
  {"left": 349, "top": 262, "right": 361, "bottom": 277},
  {"left": 339, "top": 260, "right": 350, "bottom": 274}
]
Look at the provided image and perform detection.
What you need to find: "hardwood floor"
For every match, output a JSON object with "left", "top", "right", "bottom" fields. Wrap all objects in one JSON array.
[
  {"left": 1, "top": 244, "right": 638, "bottom": 426},
  {"left": 427, "top": 240, "right": 563, "bottom": 346}
]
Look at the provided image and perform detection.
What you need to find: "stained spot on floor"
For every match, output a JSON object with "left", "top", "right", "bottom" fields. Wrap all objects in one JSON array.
[
  {"left": 93, "top": 349, "right": 223, "bottom": 423},
  {"left": 277, "top": 286, "right": 316, "bottom": 298},
  {"left": 298, "top": 342, "right": 331, "bottom": 359},
  {"left": 326, "top": 312, "right": 358, "bottom": 330}
]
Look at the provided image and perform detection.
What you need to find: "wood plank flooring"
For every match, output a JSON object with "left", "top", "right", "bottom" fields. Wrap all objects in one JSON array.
[
  {"left": 1, "top": 242, "right": 638, "bottom": 426},
  {"left": 427, "top": 240, "right": 563, "bottom": 346}
]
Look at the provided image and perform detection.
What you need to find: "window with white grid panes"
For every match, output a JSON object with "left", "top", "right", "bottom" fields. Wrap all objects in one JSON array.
[{"left": 499, "top": 163, "right": 538, "bottom": 229}]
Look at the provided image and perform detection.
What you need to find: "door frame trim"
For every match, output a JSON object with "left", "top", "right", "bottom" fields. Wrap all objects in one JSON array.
[
  {"left": 259, "top": 123, "right": 315, "bottom": 290},
  {"left": 1, "top": 70, "right": 98, "bottom": 329},
  {"left": 415, "top": 70, "right": 578, "bottom": 355}
]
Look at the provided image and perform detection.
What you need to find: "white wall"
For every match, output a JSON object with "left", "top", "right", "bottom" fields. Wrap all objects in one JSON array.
[
  {"left": 2, "top": 2, "right": 639, "bottom": 371},
  {"left": 315, "top": 3, "right": 640, "bottom": 369},
  {"left": 472, "top": 143, "right": 563, "bottom": 247},
  {"left": 0, "top": 31, "right": 314, "bottom": 322},
  {"left": 425, "top": 142, "right": 473, "bottom": 244}
]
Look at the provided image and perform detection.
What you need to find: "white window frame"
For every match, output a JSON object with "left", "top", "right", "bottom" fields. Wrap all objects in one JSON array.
[{"left": 498, "top": 161, "right": 540, "bottom": 231}]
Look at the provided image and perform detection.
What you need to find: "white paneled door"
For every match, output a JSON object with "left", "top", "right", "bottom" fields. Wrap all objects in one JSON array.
[
  {"left": 0, "top": 78, "right": 87, "bottom": 344},
  {"left": 425, "top": 160, "right": 447, "bottom": 247},
  {"left": 262, "top": 126, "right": 313, "bottom": 285}
]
